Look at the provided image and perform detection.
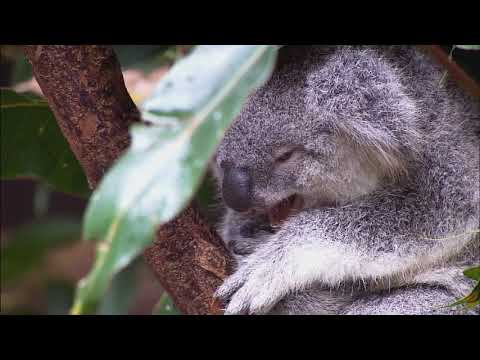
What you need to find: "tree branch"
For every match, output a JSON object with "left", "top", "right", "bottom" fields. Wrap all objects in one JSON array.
[
  {"left": 24, "top": 45, "right": 139, "bottom": 188},
  {"left": 418, "top": 45, "right": 480, "bottom": 98},
  {"left": 24, "top": 45, "right": 230, "bottom": 315}
]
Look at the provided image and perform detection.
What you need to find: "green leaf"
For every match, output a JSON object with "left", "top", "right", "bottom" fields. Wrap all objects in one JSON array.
[
  {"left": 152, "top": 293, "right": 181, "bottom": 315},
  {"left": 447, "top": 266, "right": 480, "bottom": 310},
  {"left": 1, "top": 89, "right": 91, "bottom": 197},
  {"left": 113, "top": 45, "right": 171, "bottom": 69},
  {"left": 1, "top": 217, "right": 82, "bottom": 286},
  {"left": 448, "top": 283, "right": 480, "bottom": 309},
  {"left": 71, "top": 45, "right": 278, "bottom": 314},
  {"left": 114, "top": 45, "right": 195, "bottom": 74},
  {"left": 455, "top": 45, "right": 480, "bottom": 51},
  {"left": 463, "top": 266, "right": 480, "bottom": 281}
]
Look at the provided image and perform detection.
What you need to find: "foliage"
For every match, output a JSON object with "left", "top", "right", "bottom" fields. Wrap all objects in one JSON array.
[
  {"left": 0, "top": 217, "right": 143, "bottom": 314},
  {"left": 1, "top": 89, "right": 90, "bottom": 197},
  {"left": 455, "top": 45, "right": 480, "bottom": 51},
  {"left": 449, "top": 266, "right": 480, "bottom": 309},
  {"left": 1, "top": 217, "right": 81, "bottom": 286}
]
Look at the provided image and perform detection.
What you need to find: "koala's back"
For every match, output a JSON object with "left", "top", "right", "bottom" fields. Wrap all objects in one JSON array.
[{"left": 283, "top": 46, "right": 479, "bottom": 314}]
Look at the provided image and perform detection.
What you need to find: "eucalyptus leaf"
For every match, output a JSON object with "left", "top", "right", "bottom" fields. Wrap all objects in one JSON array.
[
  {"left": 1, "top": 89, "right": 90, "bottom": 197},
  {"left": 71, "top": 45, "right": 278, "bottom": 314},
  {"left": 463, "top": 266, "right": 480, "bottom": 281},
  {"left": 113, "top": 45, "right": 171, "bottom": 70},
  {"left": 455, "top": 45, "right": 480, "bottom": 51},
  {"left": 447, "top": 266, "right": 480, "bottom": 309},
  {"left": 448, "top": 283, "right": 480, "bottom": 309}
]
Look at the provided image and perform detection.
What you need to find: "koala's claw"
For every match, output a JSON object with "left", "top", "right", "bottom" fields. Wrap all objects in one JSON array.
[
  {"left": 214, "top": 271, "right": 245, "bottom": 302},
  {"left": 215, "top": 254, "right": 288, "bottom": 315}
]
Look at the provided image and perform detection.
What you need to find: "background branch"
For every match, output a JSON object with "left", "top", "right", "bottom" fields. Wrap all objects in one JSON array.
[
  {"left": 24, "top": 45, "right": 230, "bottom": 315},
  {"left": 418, "top": 45, "right": 480, "bottom": 98}
]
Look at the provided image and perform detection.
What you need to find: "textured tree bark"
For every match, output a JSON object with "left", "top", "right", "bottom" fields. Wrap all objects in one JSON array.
[
  {"left": 144, "top": 207, "right": 231, "bottom": 315},
  {"left": 24, "top": 45, "right": 139, "bottom": 188},
  {"left": 24, "top": 45, "right": 230, "bottom": 315}
]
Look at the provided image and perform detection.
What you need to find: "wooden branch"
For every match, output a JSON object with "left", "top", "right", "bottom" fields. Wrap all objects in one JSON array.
[
  {"left": 24, "top": 45, "right": 231, "bottom": 315},
  {"left": 418, "top": 45, "right": 480, "bottom": 99},
  {"left": 144, "top": 206, "right": 231, "bottom": 314},
  {"left": 24, "top": 45, "right": 139, "bottom": 188}
]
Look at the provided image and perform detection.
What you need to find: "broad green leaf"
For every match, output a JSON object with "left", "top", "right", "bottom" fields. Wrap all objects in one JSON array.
[
  {"left": 113, "top": 45, "right": 172, "bottom": 69},
  {"left": 1, "top": 89, "right": 91, "bottom": 197},
  {"left": 455, "top": 45, "right": 480, "bottom": 51},
  {"left": 71, "top": 45, "right": 278, "bottom": 314},
  {"left": 448, "top": 283, "right": 479, "bottom": 309},
  {"left": 1, "top": 217, "right": 82, "bottom": 286},
  {"left": 114, "top": 45, "right": 195, "bottom": 74},
  {"left": 463, "top": 266, "right": 480, "bottom": 281},
  {"left": 447, "top": 266, "right": 480, "bottom": 310},
  {"left": 152, "top": 293, "right": 181, "bottom": 315}
]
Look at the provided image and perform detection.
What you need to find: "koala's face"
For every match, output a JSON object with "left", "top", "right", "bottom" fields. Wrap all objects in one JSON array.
[
  {"left": 213, "top": 120, "right": 379, "bottom": 214},
  {"left": 213, "top": 46, "right": 417, "bottom": 215}
]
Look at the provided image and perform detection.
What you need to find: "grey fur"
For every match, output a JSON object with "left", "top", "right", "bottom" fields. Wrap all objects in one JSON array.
[{"left": 212, "top": 46, "right": 480, "bottom": 315}]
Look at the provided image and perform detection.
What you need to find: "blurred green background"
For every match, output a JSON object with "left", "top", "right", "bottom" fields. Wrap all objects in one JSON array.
[{"left": 0, "top": 45, "right": 220, "bottom": 315}]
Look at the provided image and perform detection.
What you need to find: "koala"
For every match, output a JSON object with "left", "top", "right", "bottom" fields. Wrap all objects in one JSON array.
[{"left": 211, "top": 45, "right": 480, "bottom": 315}]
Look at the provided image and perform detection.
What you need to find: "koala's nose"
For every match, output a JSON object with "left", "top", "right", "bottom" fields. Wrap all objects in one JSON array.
[{"left": 222, "top": 167, "right": 253, "bottom": 212}]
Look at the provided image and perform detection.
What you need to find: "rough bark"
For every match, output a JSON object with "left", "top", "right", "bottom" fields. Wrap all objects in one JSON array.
[
  {"left": 24, "top": 45, "right": 139, "bottom": 188},
  {"left": 24, "top": 45, "right": 230, "bottom": 315},
  {"left": 144, "top": 207, "right": 231, "bottom": 315}
]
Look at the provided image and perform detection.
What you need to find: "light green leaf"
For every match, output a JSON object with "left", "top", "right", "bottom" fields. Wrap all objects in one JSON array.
[
  {"left": 0, "top": 89, "right": 91, "bottom": 197},
  {"left": 71, "top": 45, "right": 278, "bottom": 314},
  {"left": 449, "top": 283, "right": 479, "bottom": 309},
  {"left": 455, "top": 45, "right": 480, "bottom": 51},
  {"left": 447, "top": 266, "right": 480, "bottom": 309},
  {"left": 463, "top": 266, "right": 480, "bottom": 281}
]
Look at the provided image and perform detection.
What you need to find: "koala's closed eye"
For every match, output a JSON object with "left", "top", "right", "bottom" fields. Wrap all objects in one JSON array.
[
  {"left": 275, "top": 149, "right": 295, "bottom": 163},
  {"left": 274, "top": 146, "right": 304, "bottom": 164}
]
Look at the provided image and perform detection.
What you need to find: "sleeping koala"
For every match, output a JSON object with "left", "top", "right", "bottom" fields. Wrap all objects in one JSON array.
[{"left": 211, "top": 45, "right": 480, "bottom": 315}]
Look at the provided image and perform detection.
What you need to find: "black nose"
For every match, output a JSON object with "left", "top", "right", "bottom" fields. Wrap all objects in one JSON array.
[{"left": 222, "top": 167, "right": 253, "bottom": 212}]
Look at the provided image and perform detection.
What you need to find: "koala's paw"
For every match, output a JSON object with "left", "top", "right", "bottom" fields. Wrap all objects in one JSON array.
[{"left": 214, "top": 251, "right": 290, "bottom": 315}]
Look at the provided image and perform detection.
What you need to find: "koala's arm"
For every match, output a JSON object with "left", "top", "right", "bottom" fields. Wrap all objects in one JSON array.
[
  {"left": 268, "top": 264, "right": 479, "bottom": 314},
  {"left": 268, "top": 285, "right": 477, "bottom": 315},
  {"left": 345, "top": 285, "right": 479, "bottom": 315},
  {"left": 216, "top": 173, "right": 479, "bottom": 314}
]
